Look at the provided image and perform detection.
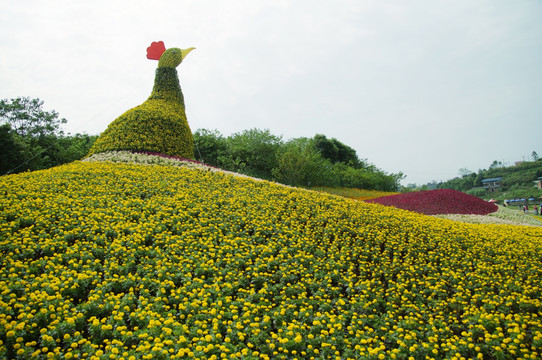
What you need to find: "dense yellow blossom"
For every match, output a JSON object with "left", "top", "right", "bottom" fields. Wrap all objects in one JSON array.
[{"left": 0, "top": 159, "right": 541, "bottom": 359}]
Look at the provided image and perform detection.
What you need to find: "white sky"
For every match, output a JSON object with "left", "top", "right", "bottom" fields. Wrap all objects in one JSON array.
[{"left": 1, "top": 0, "right": 541, "bottom": 185}]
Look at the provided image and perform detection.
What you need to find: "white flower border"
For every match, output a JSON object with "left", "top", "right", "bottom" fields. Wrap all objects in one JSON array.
[
  {"left": 433, "top": 205, "right": 542, "bottom": 227},
  {"left": 82, "top": 151, "right": 266, "bottom": 182}
]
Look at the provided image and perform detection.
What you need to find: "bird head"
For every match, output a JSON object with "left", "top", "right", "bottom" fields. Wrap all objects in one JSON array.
[{"left": 146, "top": 41, "right": 195, "bottom": 68}]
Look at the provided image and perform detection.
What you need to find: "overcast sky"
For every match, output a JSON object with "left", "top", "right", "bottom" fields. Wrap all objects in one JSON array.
[{"left": 1, "top": 1, "right": 541, "bottom": 185}]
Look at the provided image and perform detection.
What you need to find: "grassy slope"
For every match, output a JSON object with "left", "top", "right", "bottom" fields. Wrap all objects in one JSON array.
[
  {"left": 309, "top": 187, "right": 399, "bottom": 201},
  {"left": 1, "top": 156, "right": 541, "bottom": 359}
]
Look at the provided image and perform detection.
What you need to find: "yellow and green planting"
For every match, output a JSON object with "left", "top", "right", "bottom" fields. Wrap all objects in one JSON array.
[{"left": 88, "top": 48, "right": 195, "bottom": 159}]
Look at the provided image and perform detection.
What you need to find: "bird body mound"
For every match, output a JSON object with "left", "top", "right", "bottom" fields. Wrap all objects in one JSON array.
[
  {"left": 88, "top": 64, "right": 194, "bottom": 158},
  {"left": 87, "top": 97, "right": 194, "bottom": 158},
  {"left": 366, "top": 188, "right": 498, "bottom": 215}
]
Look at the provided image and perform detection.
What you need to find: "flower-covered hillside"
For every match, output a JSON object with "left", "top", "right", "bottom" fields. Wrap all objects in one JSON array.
[
  {"left": 366, "top": 188, "right": 498, "bottom": 215},
  {"left": 0, "top": 160, "right": 541, "bottom": 359}
]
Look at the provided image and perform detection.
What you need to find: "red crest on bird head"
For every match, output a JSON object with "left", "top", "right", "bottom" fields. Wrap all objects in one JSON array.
[{"left": 147, "top": 41, "right": 166, "bottom": 60}]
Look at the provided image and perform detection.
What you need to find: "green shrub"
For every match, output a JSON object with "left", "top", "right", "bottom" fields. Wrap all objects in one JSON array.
[{"left": 466, "top": 188, "right": 487, "bottom": 197}]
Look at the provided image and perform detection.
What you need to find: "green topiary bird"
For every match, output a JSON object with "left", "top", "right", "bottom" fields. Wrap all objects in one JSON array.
[{"left": 88, "top": 41, "right": 196, "bottom": 158}]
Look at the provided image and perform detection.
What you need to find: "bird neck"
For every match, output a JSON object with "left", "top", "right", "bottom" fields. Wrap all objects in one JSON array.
[{"left": 148, "top": 67, "right": 185, "bottom": 105}]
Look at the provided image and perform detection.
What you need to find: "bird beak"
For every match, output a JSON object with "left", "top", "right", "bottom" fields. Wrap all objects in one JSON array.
[{"left": 181, "top": 47, "right": 196, "bottom": 60}]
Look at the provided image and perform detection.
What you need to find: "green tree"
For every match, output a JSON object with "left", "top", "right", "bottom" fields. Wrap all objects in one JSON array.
[
  {"left": 313, "top": 134, "right": 339, "bottom": 162},
  {"left": 458, "top": 168, "right": 474, "bottom": 177},
  {"left": 58, "top": 134, "right": 99, "bottom": 163},
  {"left": 193, "top": 129, "right": 228, "bottom": 166},
  {"left": 190, "top": 127, "right": 404, "bottom": 190},
  {"left": 0, "top": 124, "right": 24, "bottom": 175},
  {"left": 1, "top": 97, "right": 96, "bottom": 174},
  {"left": 272, "top": 138, "right": 330, "bottom": 186},
  {"left": 1, "top": 97, "right": 68, "bottom": 172},
  {"left": 0, "top": 97, "right": 66, "bottom": 138},
  {"left": 489, "top": 160, "right": 503, "bottom": 170},
  {"left": 313, "top": 134, "right": 362, "bottom": 167},
  {"left": 225, "top": 128, "right": 282, "bottom": 179},
  {"left": 330, "top": 162, "right": 403, "bottom": 191}
]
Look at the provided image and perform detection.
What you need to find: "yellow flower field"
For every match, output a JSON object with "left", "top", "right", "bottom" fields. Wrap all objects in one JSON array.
[{"left": 0, "top": 160, "right": 541, "bottom": 359}]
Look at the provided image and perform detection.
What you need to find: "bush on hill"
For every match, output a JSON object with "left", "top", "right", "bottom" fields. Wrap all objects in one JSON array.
[
  {"left": 437, "top": 158, "right": 542, "bottom": 201},
  {"left": 194, "top": 129, "right": 404, "bottom": 191}
]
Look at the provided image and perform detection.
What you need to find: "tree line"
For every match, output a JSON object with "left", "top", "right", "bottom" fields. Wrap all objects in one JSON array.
[
  {"left": 429, "top": 158, "right": 542, "bottom": 199},
  {"left": 0, "top": 97, "right": 97, "bottom": 175},
  {"left": 1, "top": 97, "right": 403, "bottom": 191},
  {"left": 194, "top": 128, "right": 403, "bottom": 191}
]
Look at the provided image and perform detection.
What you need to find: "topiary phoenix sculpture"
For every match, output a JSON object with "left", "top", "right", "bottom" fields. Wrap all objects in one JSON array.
[{"left": 88, "top": 41, "right": 196, "bottom": 158}]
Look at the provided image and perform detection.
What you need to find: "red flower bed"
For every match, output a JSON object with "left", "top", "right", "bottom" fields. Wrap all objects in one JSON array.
[{"left": 366, "top": 189, "right": 498, "bottom": 215}]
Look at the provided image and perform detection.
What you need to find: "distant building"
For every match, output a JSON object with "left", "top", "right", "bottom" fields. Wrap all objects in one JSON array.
[
  {"left": 482, "top": 177, "right": 503, "bottom": 192},
  {"left": 535, "top": 177, "right": 542, "bottom": 190}
]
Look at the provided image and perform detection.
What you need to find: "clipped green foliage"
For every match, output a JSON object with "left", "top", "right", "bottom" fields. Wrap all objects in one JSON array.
[{"left": 89, "top": 55, "right": 194, "bottom": 159}]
